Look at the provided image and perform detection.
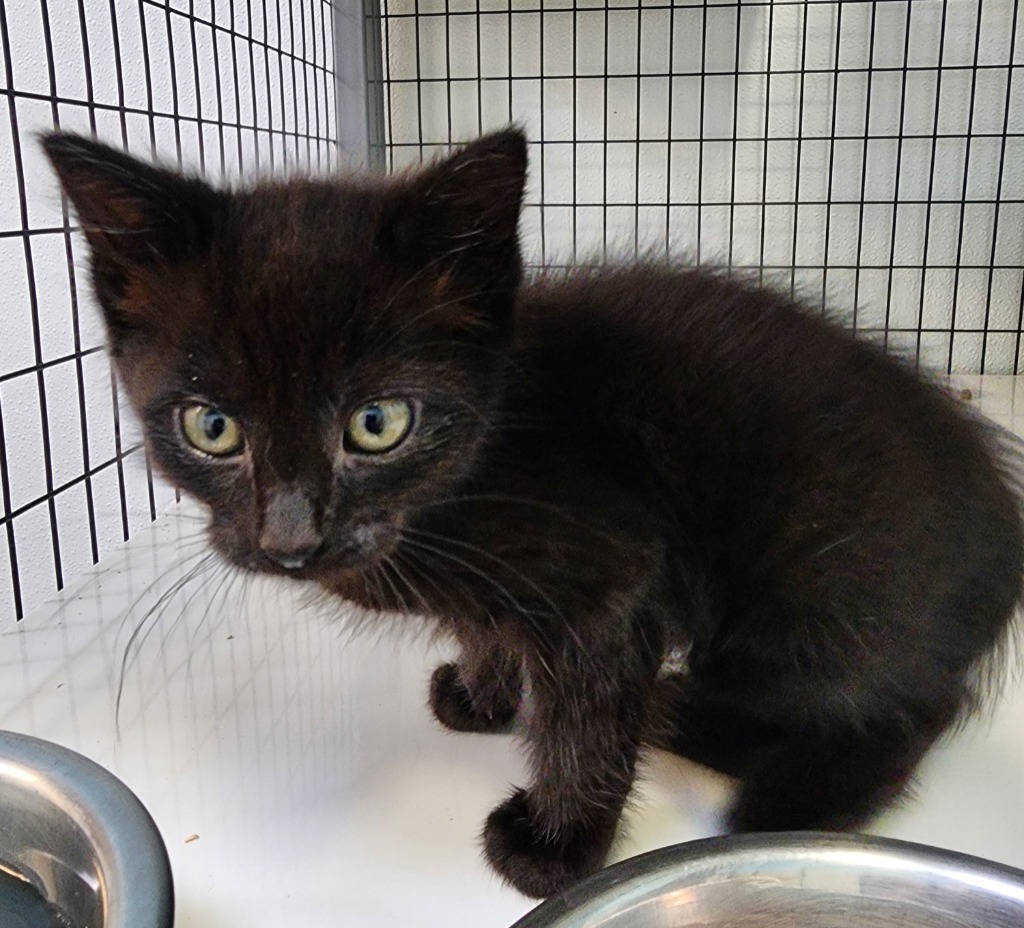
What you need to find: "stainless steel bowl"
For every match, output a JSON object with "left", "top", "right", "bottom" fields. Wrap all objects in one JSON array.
[
  {"left": 0, "top": 730, "right": 173, "bottom": 928},
  {"left": 512, "top": 833, "right": 1024, "bottom": 928}
]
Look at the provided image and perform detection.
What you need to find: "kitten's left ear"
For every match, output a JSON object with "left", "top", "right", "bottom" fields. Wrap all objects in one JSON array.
[{"left": 380, "top": 128, "right": 528, "bottom": 313}]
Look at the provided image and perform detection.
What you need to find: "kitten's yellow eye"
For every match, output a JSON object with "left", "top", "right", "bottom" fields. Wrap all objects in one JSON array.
[
  {"left": 345, "top": 399, "right": 413, "bottom": 454},
  {"left": 180, "top": 405, "right": 244, "bottom": 457}
]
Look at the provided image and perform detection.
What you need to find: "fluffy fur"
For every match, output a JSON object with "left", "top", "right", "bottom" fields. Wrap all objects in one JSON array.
[{"left": 44, "top": 129, "right": 1024, "bottom": 899}]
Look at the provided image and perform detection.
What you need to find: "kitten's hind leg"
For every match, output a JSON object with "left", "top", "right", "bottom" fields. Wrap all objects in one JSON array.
[
  {"left": 651, "top": 683, "right": 784, "bottom": 779},
  {"left": 429, "top": 635, "right": 522, "bottom": 734},
  {"left": 727, "top": 714, "right": 949, "bottom": 832}
]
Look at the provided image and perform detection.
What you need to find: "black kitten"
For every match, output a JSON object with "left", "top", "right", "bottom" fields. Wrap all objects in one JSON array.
[{"left": 44, "top": 129, "right": 1024, "bottom": 899}]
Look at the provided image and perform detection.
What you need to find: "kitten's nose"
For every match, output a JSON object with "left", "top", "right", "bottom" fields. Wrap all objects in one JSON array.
[{"left": 259, "top": 488, "right": 323, "bottom": 570}]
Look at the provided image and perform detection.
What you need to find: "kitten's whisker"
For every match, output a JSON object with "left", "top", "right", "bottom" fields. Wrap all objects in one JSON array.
[
  {"left": 814, "top": 532, "right": 861, "bottom": 558},
  {"left": 113, "top": 545, "right": 213, "bottom": 657},
  {"left": 399, "top": 536, "right": 555, "bottom": 682},
  {"left": 143, "top": 531, "right": 208, "bottom": 548},
  {"left": 160, "top": 509, "right": 209, "bottom": 522},
  {"left": 142, "top": 556, "right": 220, "bottom": 657},
  {"left": 237, "top": 569, "right": 258, "bottom": 641},
  {"left": 378, "top": 556, "right": 412, "bottom": 614},
  {"left": 383, "top": 552, "right": 432, "bottom": 617},
  {"left": 190, "top": 559, "right": 237, "bottom": 646},
  {"left": 171, "top": 537, "right": 211, "bottom": 553},
  {"left": 400, "top": 536, "right": 531, "bottom": 619},
  {"left": 115, "top": 551, "right": 219, "bottom": 734},
  {"left": 165, "top": 558, "right": 229, "bottom": 650},
  {"left": 404, "top": 526, "right": 590, "bottom": 666},
  {"left": 392, "top": 548, "right": 453, "bottom": 612},
  {"left": 395, "top": 543, "right": 504, "bottom": 637},
  {"left": 408, "top": 561, "right": 524, "bottom": 663},
  {"left": 180, "top": 559, "right": 235, "bottom": 694},
  {"left": 360, "top": 564, "right": 389, "bottom": 613},
  {"left": 448, "top": 396, "right": 493, "bottom": 428}
]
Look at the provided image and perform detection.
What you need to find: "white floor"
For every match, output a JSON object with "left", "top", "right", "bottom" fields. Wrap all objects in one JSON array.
[{"left": 3, "top": 376, "right": 1024, "bottom": 928}]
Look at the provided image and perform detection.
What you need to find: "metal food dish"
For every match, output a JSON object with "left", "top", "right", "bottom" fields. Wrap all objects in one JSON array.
[
  {"left": 0, "top": 730, "right": 173, "bottom": 928},
  {"left": 511, "top": 832, "right": 1024, "bottom": 928}
]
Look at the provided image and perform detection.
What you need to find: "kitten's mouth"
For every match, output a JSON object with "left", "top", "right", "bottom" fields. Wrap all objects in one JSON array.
[{"left": 233, "top": 521, "right": 402, "bottom": 580}]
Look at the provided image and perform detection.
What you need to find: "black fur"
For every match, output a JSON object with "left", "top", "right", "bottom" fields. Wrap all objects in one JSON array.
[{"left": 43, "top": 128, "right": 1024, "bottom": 898}]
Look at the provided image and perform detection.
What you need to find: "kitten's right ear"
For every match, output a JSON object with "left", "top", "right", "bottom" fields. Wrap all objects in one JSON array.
[{"left": 41, "top": 132, "right": 222, "bottom": 269}]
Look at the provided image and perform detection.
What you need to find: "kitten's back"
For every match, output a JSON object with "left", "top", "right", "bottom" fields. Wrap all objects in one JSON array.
[{"left": 511, "top": 263, "right": 1024, "bottom": 714}]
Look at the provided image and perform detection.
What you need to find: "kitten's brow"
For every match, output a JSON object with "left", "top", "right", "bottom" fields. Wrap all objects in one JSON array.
[
  {"left": 373, "top": 248, "right": 469, "bottom": 322},
  {"left": 373, "top": 287, "right": 504, "bottom": 350}
]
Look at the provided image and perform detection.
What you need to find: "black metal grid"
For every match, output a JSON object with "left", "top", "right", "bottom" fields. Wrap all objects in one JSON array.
[
  {"left": 378, "top": 0, "right": 1024, "bottom": 375},
  {"left": 0, "top": 0, "right": 338, "bottom": 624}
]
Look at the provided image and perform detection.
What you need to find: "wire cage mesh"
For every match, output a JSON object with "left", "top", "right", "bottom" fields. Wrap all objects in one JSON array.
[
  {"left": 0, "top": 0, "right": 337, "bottom": 625},
  {"left": 379, "top": 0, "right": 1024, "bottom": 372},
  {"left": 2, "top": 0, "right": 1024, "bottom": 627}
]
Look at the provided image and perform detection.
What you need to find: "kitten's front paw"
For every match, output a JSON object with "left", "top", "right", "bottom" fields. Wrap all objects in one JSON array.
[
  {"left": 482, "top": 789, "right": 613, "bottom": 899},
  {"left": 429, "top": 662, "right": 517, "bottom": 733}
]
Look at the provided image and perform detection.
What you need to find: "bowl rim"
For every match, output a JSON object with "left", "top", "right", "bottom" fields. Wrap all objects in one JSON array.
[
  {"left": 511, "top": 832, "right": 1024, "bottom": 927},
  {"left": 0, "top": 729, "right": 174, "bottom": 928}
]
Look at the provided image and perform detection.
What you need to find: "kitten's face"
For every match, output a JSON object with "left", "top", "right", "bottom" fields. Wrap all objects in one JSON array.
[{"left": 43, "top": 131, "right": 527, "bottom": 581}]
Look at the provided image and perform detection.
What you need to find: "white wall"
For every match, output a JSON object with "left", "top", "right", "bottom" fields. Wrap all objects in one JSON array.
[
  {"left": 0, "top": 0, "right": 337, "bottom": 627},
  {"left": 381, "top": 0, "right": 1024, "bottom": 373}
]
